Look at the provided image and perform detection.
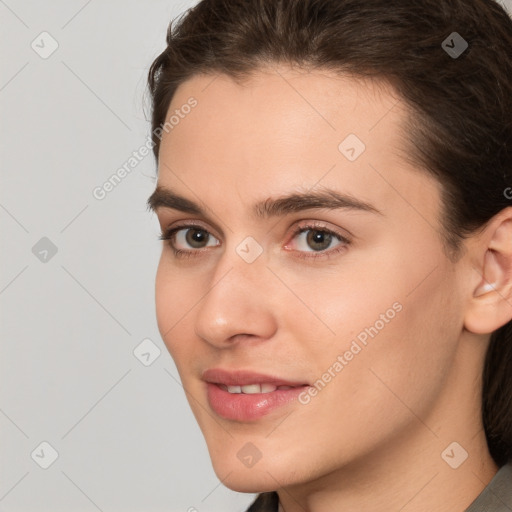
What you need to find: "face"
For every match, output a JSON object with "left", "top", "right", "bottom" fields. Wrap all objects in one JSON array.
[{"left": 150, "top": 66, "right": 468, "bottom": 492}]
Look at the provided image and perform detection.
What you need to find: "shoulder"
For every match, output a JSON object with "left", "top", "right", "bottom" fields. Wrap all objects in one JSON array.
[
  {"left": 465, "top": 462, "right": 512, "bottom": 512},
  {"left": 244, "top": 492, "right": 279, "bottom": 512}
]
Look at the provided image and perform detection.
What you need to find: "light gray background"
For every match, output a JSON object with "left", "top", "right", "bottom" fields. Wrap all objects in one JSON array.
[{"left": 1, "top": 1, "right": 511, "bottom": 511}]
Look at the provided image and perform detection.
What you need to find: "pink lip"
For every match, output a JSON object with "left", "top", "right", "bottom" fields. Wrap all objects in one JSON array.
[
  {"left": 202, "top": 368, "right": 310, "bottom": 421},
  {"left": 202, "top": 368, "right": 309, "bottom": 387}
]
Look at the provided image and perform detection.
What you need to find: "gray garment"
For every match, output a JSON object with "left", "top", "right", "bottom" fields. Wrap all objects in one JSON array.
[
  {"left": 245, "top": 463, "right": 512, "bottom": 512},
  {"left": 465, "top": 463, "right": 512, "bottom": 511}
]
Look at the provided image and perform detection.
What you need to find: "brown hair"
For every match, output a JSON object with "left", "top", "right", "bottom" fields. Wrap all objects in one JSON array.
[{"left": 147, "top": 0, "right": 512, "bottom": 468}]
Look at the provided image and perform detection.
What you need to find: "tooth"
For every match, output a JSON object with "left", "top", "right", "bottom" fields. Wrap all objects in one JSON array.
[
  {"left": 227, "top": 385, "right": 242, "bottom": 393},
  {"left": 261, "top": 383, "right": 277, "bottom": 393},
  {"left": 241, "top": 384, "right": 261, "bottom": 394}
]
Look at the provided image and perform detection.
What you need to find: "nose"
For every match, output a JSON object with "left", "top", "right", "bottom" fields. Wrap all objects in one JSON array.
[{"left": 193, "top": 247, "right": 278, "bottom": 348}]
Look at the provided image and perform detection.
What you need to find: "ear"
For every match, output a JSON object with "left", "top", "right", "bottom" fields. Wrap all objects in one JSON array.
[{"left": 464, "top": 207, "right": 512, "bottom": 334}]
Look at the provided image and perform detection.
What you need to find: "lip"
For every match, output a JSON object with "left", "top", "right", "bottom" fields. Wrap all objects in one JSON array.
[
  {"left": 202, "top": 368, "right": 311, "bottom": 421},
  {"left": 202, "top": 368, "right": 309, "bottom": 387}
]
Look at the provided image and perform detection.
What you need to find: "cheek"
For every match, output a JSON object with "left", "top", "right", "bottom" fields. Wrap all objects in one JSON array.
[
  {"left": 336, "top": 270, "right": 458, "bottom": 425},
  {"left": 281, "top": 243, "right": 461, "bottom": 425},
  {"left": 155, "top": 260, "right": 173, "bottom": 337},
  {"left": 155, "top": 257, "right": 193, "bottom": 360},
  {"left": 257, "top": 274, "right": 460, "bottom": 481}
]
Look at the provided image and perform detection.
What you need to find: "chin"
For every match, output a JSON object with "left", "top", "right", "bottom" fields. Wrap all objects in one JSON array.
[
  {"left": 213, "top": 467, "right": 280, "bottom": 493},
  {"left": 209, "top": 450, "right": 308, "bottom": 493}
]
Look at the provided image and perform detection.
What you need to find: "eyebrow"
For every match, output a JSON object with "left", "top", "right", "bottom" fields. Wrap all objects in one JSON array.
[{"left": 146, "top": 185, "right": 383, "bottom": 219}]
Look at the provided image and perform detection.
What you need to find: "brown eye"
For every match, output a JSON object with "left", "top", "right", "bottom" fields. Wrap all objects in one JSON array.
[
  {"left": 292, "top": 227, "right": 343, "bottom": 253},
  {"left": 305, "top": 230, "right": 333, "bottom": 251},
  {"left": 283, "top": 223, "right": 351, "bottom": 261},
  {"left": 184, "top": 228, "right": 210, "bottom": 248},
  {"left": 159, "top": 224, "right": 220, "bottom": 253}
]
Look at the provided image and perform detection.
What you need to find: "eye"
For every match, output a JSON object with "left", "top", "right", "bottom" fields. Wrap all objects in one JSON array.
[
  {"left": 158, "top": 224, "right": 220, "bottom": 258},
  {"left": 284, "top": 222, "right": 350, "bottom": 260},
  {"left": 291, "top": 227, "right": 340, "bottom": 252},
  {"left": 174, "top": 226, "right": 219, "bottom": 249}
]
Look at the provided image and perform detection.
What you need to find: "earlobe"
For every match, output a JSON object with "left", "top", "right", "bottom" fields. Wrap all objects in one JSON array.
[{"left": 464, "top": 211, "right": 512, "bottom": 335}]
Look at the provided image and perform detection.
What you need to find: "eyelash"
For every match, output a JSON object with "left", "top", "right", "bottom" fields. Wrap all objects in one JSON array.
[{"left": 157, "top": 222, "right": 351, "bottom": 261}]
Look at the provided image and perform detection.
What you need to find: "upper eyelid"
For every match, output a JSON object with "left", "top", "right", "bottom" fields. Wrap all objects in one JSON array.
[
  {"left": 285, "top": 225, "right": 351, "bottom": 250},
  {"left": 166, "top": 220, "right": 221, "bottom": 241}
]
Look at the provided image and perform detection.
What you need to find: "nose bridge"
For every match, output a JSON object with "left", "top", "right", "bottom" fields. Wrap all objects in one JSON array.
[{"left": 193, "top": 240, "right": 277, "bottom": 346}]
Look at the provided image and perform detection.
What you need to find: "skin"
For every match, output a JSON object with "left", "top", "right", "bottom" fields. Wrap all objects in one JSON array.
[{"left": 149, "top": 65, "right": 512, "bottom": 512}]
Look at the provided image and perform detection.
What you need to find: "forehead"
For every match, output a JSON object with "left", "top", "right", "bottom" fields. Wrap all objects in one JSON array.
[
  {"left": 157, "top": 65, "right": 442, "bottom": 225},
  {"left": 165, "top": 66, "right": 405, "bottom": 154}
]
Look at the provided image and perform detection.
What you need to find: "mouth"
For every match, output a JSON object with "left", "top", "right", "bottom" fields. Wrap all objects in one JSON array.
[
  {"left": 217, "top": 383, "right": 301, "bottom": 393},
  {"left": 202, "top": 367, "right": 309, "bottom": 388},
  {"left": 202, "top": 368, "right": 311, "bottom": 421}
]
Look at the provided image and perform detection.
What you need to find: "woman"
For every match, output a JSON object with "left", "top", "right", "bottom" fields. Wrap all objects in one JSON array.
[{"left": 145, "top": 0, "right": 512, "bottom": 510}]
